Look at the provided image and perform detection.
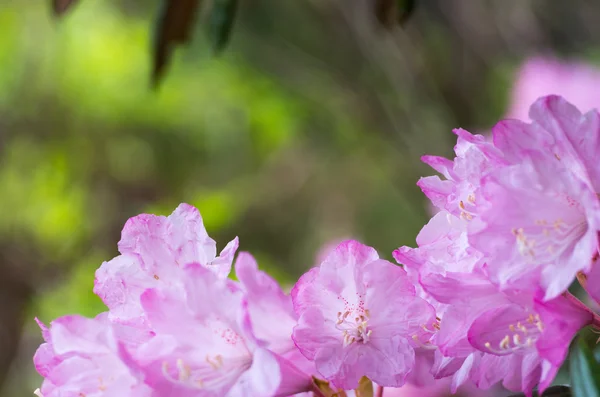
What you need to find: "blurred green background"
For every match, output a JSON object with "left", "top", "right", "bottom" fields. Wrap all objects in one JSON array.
[{"left": 1, "top": 0, "right": 600, "bottom": 395}]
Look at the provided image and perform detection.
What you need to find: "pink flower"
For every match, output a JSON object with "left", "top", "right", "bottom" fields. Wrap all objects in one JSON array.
[
  {"left": 394, "top": 207, "right": 595, "bottom": 396},
  {"left": 470, "top": 149, "right": 600, "bottom": 299},
  {"left": 136, "top": 262, "right": 310, "bottom": 396},
  {"left": 498, "top": 96, "right": 600, "bottom": 303},
  {"left": 314, "top": 239, "right": 351, "bottom": 266},
  {"left": 394, "top": 211, "right": 490, "bottom": 300},
  {"left": 507, "top": 56, "right": 600, "bottom": 122},
  {"left": 395, "top": 213, "right": 509, "bottom": 391},
  {"left": 291, "top": 240, "right": 436, "bottom": 390},
  {"left": 94, "top": 203, "right": 239, "bottom": 325},
  {"left": 33, "top": 314, "right": 152, "bottom": 397},
  {"left": 468, "top": 292, "right": 593, "bottom": 393},
  {"left": 235, "top": 252, "right": 315, "bottom": 377},
  {"left": 418, "top": 129, "right": 504, "bottom": 219},
  {"left": 420, "top": 95, "right": 600, "bottom": 301}
]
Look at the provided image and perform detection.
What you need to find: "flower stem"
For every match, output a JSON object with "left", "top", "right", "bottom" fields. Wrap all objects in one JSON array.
[{"left": 376, "top": 385, "right": 384, "bottom": 397}]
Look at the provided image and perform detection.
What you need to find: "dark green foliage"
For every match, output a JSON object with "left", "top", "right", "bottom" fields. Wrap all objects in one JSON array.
[
  {"left": 508, "top": 385, "right": 572, "bottom": 396},
  {"left": 49, "top": 0, "right": 418, "bottom": 85},
  {"left": 208, "top": 0, "right": 239, "bottom": 54},
  {"left": 374, "top": 0, "right": 417, "bottom": 28},
  {"left": 571, "top": 336, "right": 600, "bottom": 397}
]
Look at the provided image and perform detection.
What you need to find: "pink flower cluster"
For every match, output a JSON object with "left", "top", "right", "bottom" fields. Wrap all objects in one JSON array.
[
  {"left": 508, "top": 56, "right": 600, "bottom": 121},
  {"left": 33, "top": 95, "right": 600, "bottom": 397}
]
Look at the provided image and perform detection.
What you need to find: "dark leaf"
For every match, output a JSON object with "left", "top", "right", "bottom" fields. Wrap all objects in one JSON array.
[
  {"left": 507, "top": 385, "right": 572, "bottom": 396},
  {"left": 152, "top": 0, "right": 202, "bottom": 87},
  {"left": 374, "top": 0, "right": 416, "bottom": 28},
  {"left": 374, "top": 0, "right": 395, "bottom": 28},
  {"left": 207, "top": 0, "right": 239, "bottom": 54},
  {"left": 396, "top": 0, "right": 416, "bottom": 25},
  {"left": 540, "top": 386, "right": 573, "bottom": 396},
  {"left": 52, "top": 0, "right": 79, "bottom": 16},
  {"left": 571, "top": 336, "right": 600, "bottom": 397}
]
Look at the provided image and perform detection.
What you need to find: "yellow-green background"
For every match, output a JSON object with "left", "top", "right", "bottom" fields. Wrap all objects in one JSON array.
[{"left": 0, "top": 0, "right": 597, "bottom": 394}]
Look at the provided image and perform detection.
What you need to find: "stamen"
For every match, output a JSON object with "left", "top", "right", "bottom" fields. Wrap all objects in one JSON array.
[
  {"left": 162, "top": 359, "right": 203, "bottom": 388},
  {"left": 98, "top": 377, "right": 106, "bottom": 391},
  {"left": 460, "top": 211, "right": 473, "bottom": 221},
  {"left": 177, "top": 359, "right": 191, "bottom": 380},
  {"left": 513, "top": 334, "right": 521, "bottom": 346},
  {"left": 335, "top": 306, "right": 372, "bottom": 346},
  {"left": 483, "top": 313, "right": 544, "bottom": 354},
  {"left": 527, "top": 314, "right": 535, "bottom": 323},
  {"left": 206, "top": 355, "right": 223, "bottom": 370}
]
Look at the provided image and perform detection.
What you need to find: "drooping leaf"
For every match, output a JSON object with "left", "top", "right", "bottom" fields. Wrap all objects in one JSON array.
[
  {"left": 507, "top": 385, "right": 572, "bottom": 397},
  {"left": 52, "top": 0, "right": 79, "bottom": 16},
  {"left": 396, "top": 0, "right": 416, "bottom": 25},
  {"left": 540, "top": 386, "right": 573, "bottom": 396},
  {"left": 374, "top": 0, "right": 416, "bottom": 28},
  {"left": 571, "top": 336, "right": 600, "bottom": 397},
  {"left": 152, "top": 0, "right": 202, "bottom": 86},
  {"left": 207, "top": 0, "right": 239, "bottom": 54},
  {"left": 354, "top": 376, "right": 374, "bottom": 397},
  {"left": 311, "top": 376, "right": 348, "bottom": 397}
]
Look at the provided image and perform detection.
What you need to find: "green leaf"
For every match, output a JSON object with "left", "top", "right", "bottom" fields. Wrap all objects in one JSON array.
[
  {"left": 207, "top": 0, "right": 239, "bottom": 54},
  {"left": 571, "top": 336, "right": 600, "bottom": 397},
  {"left": 51, "top": 0, "right": 79, "bottom": 16}
]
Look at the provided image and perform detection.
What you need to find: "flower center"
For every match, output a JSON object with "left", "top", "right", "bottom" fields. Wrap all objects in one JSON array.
[
  {"left": 335, "top": 309, "right": 372, "bottom": 346},
  {"left": 161, "top": 354, "right": 252, "bottom": 390},
  {"left": 484, "top": 313, "right": 544, "bottom": 354},
  {"left": 512, "top": 216, "right": 587, "bottom": 260}
]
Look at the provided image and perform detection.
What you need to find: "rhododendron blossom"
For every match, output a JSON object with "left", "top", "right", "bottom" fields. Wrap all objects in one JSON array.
[
  {"left": 235, "top": 252, "right": 315, "bottom": 378},
  {"left": 33, "top": 315, "right": 152, "bottom": 397},
  {"left": 33, "top": 94, "right": 600, "bottom": 397},
  {"left": 291, "top": 240, "right": 436, "bottom": 390},
  {"left": 395, "top": 208, "right": 595, "bottom": 395},
  {"left": 94, "top": 203, "right": 239, "bottom": 325},
  {"left": 400, "top": 95, "right": 600, "bottom": 395},
  {"left": 420, "top": 96, "right": 600, "bottom": 301},
  {"left": 139, "top": 262, "right": 313, "bottom": 396}
]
